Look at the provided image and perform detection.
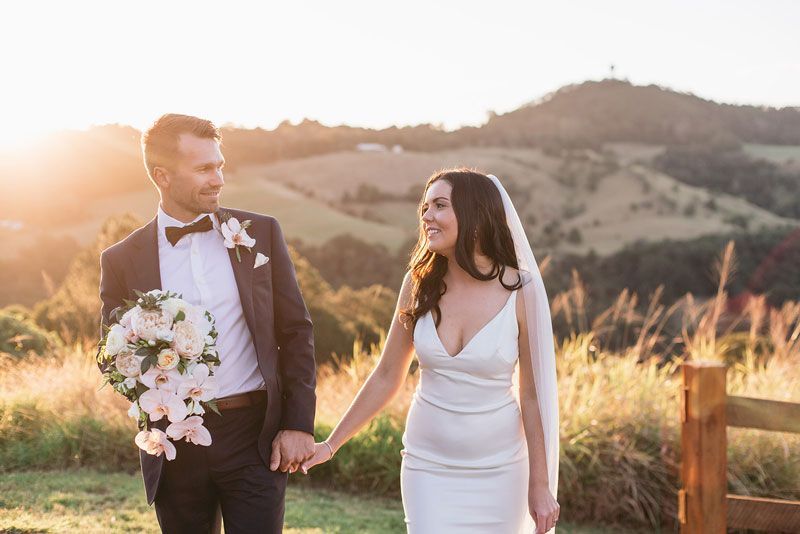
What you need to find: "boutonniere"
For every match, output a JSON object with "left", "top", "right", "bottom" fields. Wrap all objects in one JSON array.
[{"left": 217, "top": 212, "right": 256, "bottom": 262}]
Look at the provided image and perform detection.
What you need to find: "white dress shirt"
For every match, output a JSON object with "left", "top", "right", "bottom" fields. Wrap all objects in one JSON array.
[{"left": 156, "top": 205, "right": 265, "bottom": 398}]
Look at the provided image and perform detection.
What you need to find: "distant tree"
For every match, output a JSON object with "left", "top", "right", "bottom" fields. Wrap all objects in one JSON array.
[
  {"left": 567, "top": 228, "right": 583, "bottom": 244},
  {"left": 33, "top": 213, "right": 142, "bottom": 343}
]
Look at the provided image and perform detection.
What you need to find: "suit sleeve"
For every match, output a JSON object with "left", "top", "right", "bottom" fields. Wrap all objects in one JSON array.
[
  {"left": 98, "top": 249, "right": 127, "bottom": 373},
  {"left": 269, "top": 218, "right": 317, "bottom": 434}
]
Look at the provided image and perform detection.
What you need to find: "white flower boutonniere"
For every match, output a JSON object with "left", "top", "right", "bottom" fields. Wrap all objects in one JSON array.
[{"left": 218, "top": 213, "right": 256, "bottom": 262}]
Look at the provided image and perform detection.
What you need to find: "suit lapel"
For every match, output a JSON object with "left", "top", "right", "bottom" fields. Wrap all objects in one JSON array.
[
  {"left": 131, "top": 217, "right": 162, "bottom": 293},
  {"left": 216, "top": 209, "right": 257, "bottom": 341}
]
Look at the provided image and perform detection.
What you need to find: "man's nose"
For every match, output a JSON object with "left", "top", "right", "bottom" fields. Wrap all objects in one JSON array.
[{"left": 211, "top": 169, "right": 225, "bottom": 186}]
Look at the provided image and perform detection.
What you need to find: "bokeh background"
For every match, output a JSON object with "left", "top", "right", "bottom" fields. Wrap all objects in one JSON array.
[{"left": 1, "top": 1, "right": 799, "bottom": 532}]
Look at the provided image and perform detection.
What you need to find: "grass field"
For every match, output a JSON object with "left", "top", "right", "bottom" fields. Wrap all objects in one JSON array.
[{"left": 0, "top": 470, "right": 642, "bottom": 533}]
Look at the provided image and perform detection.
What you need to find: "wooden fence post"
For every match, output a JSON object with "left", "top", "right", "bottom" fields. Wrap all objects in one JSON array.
[{"left": 680, "top": 361, "right": 727, "bottom": 534}]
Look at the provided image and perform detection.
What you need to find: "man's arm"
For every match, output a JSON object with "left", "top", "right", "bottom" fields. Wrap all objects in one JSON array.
[
  {"left": 269, "top": 218, "right": 317, "bottom": 435},
  {"left": 98, "top": 249, "right": 127, "bottom": 372}
]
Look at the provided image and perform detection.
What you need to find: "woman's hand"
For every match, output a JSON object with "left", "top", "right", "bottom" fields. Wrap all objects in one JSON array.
[
  {"left": 299, "top": 441, "right": 335, "bottom": 474},
  {"left": 529, "top": 483, "right": 560, "bottom": 533}
]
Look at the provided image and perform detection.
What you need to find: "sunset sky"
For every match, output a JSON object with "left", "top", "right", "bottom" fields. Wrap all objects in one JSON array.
[{"left": 1, "top": 0, "right": 797, "bottom": 145}]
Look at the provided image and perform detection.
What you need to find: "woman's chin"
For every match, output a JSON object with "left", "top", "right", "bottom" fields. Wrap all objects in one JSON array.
[{"left": 426, "top": 242, "right": 452, "bottom": 256}]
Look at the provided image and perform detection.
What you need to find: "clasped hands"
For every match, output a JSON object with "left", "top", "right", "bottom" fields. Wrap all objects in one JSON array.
[
  {"left": 269, "top": 430, "right": 334, "bottom": 474},
  {"left": 269, "top": 430, "right": 316, "bottom": 473}
]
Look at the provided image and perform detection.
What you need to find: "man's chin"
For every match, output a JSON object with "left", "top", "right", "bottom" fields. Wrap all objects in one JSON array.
[{"left": 198, "top": 199, "right": 220, "bottom": 213}]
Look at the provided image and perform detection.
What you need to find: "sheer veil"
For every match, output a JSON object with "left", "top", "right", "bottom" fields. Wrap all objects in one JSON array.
[{"left": 488, "top": 174, "right": 560, "bottom": 523}]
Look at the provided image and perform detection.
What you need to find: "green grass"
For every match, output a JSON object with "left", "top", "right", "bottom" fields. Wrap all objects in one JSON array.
[{"left": 0, "top": 470, "right": 639, "bottom": 533}]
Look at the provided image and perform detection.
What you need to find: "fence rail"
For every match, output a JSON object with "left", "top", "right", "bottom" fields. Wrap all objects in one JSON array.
[{"left": 679, "top": 361, "right": 800, "bottom": 533}]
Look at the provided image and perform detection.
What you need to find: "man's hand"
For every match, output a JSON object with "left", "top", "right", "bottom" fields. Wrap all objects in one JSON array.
[{"left": 269, "top": 430, "right": 315, "bottom": 472}]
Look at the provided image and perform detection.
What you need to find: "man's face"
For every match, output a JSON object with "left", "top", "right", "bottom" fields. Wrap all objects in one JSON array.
[{"left": 159, "top": 133, "right": 225, "bottom": 217}]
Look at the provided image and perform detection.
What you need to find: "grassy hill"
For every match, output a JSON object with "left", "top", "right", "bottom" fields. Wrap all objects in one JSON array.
[
  {"left": 237, "top": 146, "right": 799, "bottom": 256},
  {"left": 2, "top": 145, "right": 798, "bottom": 261}
]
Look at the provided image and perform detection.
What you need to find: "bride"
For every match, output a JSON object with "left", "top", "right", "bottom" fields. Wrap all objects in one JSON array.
[{"left": 302, "top": 169, "right": 560, "bottom": 533}]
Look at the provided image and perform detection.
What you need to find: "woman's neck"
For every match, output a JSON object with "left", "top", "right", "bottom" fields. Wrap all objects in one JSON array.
[{"left": 443, "top": 251, "right": 495, "bottom": 286}]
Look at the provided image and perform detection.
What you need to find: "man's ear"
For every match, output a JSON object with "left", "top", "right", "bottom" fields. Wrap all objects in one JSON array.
[{"left": 152, "top": 166, "right": 169, "bottom": 189}]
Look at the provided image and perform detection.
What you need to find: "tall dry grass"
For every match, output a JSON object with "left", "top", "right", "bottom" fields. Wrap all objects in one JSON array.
[
  {"left": 1, "top": 241, "right": 798, "bottom": 529},
  {"left": 0, "top": 344, "right": 138, "bottom": 471}
]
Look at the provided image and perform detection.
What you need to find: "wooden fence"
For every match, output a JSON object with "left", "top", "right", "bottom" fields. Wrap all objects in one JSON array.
[{"left": 679, "top": 361, "right": 800, "bottom": 533}]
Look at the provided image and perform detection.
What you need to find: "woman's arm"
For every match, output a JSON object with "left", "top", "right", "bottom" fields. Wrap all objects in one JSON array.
[
  {"left": 517, "top": 290, "right": 560, "bottom": 533},
  {"left": 302, "top": 272, "right": 416, "bottom": 470}
]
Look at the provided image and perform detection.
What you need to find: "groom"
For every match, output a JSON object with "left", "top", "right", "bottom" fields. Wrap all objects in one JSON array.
[{"left": 98, "top": 113, "right": 316, "bottom": 533}]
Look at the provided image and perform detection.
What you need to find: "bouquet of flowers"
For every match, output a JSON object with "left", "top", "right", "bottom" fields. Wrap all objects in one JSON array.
[{"left": 97, "top": 289, "right": 221, "bottom": 460}]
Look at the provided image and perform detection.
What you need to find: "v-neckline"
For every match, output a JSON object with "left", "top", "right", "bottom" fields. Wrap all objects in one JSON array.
[{"left": 431, "top": 290, "right": 516, "bottom": 358}]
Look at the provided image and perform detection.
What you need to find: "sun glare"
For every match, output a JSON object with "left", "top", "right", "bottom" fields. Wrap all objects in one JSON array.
[{"left": 0, "top": 124, "right": 53, "bottom": 150}]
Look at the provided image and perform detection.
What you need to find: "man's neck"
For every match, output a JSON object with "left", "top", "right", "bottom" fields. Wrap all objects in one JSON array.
[{"left": 160, "top": 202, "right": 203, "bottom": 224}]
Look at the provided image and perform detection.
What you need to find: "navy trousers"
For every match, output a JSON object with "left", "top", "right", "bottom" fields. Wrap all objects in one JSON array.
[{"left": 153, "top": 398, "right": 287, "bottom": 533}]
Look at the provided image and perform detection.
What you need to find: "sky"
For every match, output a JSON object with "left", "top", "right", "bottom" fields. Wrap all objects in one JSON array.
[{"left": 1, "top": 0, "right": 798, "bottom": 146}]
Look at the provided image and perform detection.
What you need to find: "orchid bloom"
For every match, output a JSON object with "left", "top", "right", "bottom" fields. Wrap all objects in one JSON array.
[
  {"left": 220, "top": 217, "right": 256, "bottom": 249},
  {"left": 166, "top": 415, "right": 212, "bottom": 446},
  {"left": 134, "top": 428, "right": 177, "bottom": 460},
  {"left": 177, "top": 363, "right": 219, "bottom": 402},
  {"left": 138, "top": 388, "right": 189, "bottom": 423},
  {"left": 140, "top": 366, "right": 183, "bottom": 392}
]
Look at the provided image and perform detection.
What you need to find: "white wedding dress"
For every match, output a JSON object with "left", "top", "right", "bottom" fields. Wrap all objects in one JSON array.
[{"left": 401, "top": 289, "right": 535, "bottom": 533}]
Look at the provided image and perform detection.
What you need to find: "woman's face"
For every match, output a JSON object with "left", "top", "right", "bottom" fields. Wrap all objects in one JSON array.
[{"left": 420, "top": 179, "right": 458, "bottom": 255}]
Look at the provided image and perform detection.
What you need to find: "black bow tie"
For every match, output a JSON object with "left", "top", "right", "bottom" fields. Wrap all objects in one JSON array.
[{"left": 165, "top": 215, "right": 214, "bottom": 246}]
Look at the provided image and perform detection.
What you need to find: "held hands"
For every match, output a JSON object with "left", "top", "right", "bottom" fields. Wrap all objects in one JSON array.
[
  {"left": 529, "top": 484, "right": 560, "bottom": 533},
  {"left": 269, "top": 430, "right": 315, "bottom": 473},
  {"left": 299, "top": 441, "right": 335, "bottom": 474}
]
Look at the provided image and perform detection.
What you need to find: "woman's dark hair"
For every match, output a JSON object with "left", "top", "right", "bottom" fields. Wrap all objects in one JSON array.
[{"left": 401, "top": 168, "right": 522, "bottom": 328}]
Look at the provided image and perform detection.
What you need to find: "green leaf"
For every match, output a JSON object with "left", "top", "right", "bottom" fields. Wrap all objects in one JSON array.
[
  {"left": 140, "top": 357, "right": 152, "bottom": 375},
  {"left": 204, "top": 400, "right": 222, "bottom": 417},
  {"left": 236, "top": 247, "right": 242, "bottom": 262},
  {"left": 174, "top": 310, "right": 185, "bottom": 322}
]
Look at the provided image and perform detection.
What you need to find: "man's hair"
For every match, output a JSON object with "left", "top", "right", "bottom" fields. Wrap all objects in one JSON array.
[{"left": 141, "top": 113, "right": 221, "bottom": 180}]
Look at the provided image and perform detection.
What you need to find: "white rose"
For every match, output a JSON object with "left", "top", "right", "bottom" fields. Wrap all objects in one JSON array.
[
  {"left": 194, "top": 311, "right": 214, "bottom": 337},
  {"left": 123, "top": 377, "right": 138, "bottom": 390},
  {"left": 162, "top": 297, "right": 190, "bottom": 320},
  {"left": 157, "top": 329, "right": 175, "bottom": 343},
  {"left": 120, "top": 307, "right": 136, "bottom": 328},
  {"left": 132, "top": 309, "right": 173, "bottom": 342},
  {"left": 157, "top": 348, "right": 180, "bottom": 370},
  {"left": 172, "top": 321, "right": 204, "bottom": 359},
  {"left": 105, "top": 324, "right": 127, "bottom": 356},
  {"left": 116, "top": 349, "right": 143, "bottom": 378},
  {"left": 127, "top": 401, "right": 141, "bottom": 419}
]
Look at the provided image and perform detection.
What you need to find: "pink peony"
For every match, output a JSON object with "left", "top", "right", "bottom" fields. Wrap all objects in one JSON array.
[{"left": 132, "top": 309, "right": 173, "bottom": 342}]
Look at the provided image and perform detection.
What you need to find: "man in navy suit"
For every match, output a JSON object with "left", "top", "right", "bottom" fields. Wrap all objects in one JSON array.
[{"left": 99, "top": 114, "right": 316, "bottom": 533}]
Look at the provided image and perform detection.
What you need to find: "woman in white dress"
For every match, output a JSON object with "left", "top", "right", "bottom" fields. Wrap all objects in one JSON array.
[{"left": 301, "top": 169, "right": 560, "bottom": 533}]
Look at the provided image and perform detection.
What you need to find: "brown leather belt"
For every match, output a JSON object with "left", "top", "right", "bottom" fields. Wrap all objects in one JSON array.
[{"left": 215, "top": 390, "right": 267, "bottom": 411}]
